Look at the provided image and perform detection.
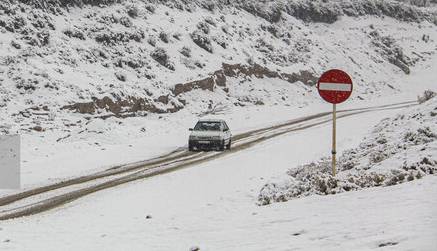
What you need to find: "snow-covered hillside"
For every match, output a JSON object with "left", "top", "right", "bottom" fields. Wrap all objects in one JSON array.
[
  {"left": 259, "top": 92, "right": 437, "bottom": 205},
  {"left": 0, "top": 0, "right": 436, "bottom": 136}
]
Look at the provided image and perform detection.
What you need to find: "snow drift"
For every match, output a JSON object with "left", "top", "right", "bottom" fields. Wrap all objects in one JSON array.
[{"left": 258, "top": 92, "right": 437, "bottom": 205}]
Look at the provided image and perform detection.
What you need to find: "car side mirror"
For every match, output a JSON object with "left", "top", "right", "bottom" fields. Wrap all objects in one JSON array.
[
  {"left": 189, "top": 128, "right": 193, "bottom": 131},
  {"left": 223, "top": 128, "right": 229, "bottom": 132}
]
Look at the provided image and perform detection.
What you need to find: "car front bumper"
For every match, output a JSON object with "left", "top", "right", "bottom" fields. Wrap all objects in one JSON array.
[{"left": 189, "top": 139, "right": 222, "bottom": 149}]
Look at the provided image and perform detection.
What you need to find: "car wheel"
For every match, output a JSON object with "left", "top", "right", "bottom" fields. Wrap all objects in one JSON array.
[
  {"left": 226, "top": 139, "right": 231, "bottom": 150},
  {"left": 188, "top": 143, "right": 194, "bottom": 151}
]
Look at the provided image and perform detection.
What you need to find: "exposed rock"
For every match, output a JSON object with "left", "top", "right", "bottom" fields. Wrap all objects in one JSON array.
[
  {"left": 239, "top": 2, "right": 282, "bottom": 23},
  {"left": 62, "top": 96, "right": 182, "bottom": 116},
  {"left": 284, "top": 1, "right": 340, "bottom": 23},
  {"left": 157, "top": 95, "right": 169, "bottom": 105},
  {"left": 282, "top": 70, "right": 318, "bottom": 86},
  {"left": 173, "top": 76, "right": 216, "bottom": 96},
  {"left": 222, "top": 63, "right": 317, "bottom": 85},
  {"left": 32, "top": 125, "right": 44, "bottom": 132},
  {"left": 222, "top": 63, "right": 280, "bottom": 79},
  {"left": 213, "top": 69, "right": 226, "bottom": 87},
  {"left": 172, "top": 63, "right": 317, "bottom": 96}
]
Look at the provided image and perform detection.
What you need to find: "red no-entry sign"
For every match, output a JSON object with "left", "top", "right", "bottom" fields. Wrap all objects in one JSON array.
[
  {"left": 316, "top": 69, "right": 353, "bottom": 177},
  {"left": 317, "top": 69, "right": 353, "bottom": 104}
]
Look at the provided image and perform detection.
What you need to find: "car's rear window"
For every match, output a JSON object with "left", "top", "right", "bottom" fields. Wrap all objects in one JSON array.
[{"left": 194, "top": 122, "right": 221, "bottom": 131}]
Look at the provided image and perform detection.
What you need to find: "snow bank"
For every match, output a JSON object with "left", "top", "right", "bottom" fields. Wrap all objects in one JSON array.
[{"left": 258, "top": 93, "right": 437, "bottom": 205}]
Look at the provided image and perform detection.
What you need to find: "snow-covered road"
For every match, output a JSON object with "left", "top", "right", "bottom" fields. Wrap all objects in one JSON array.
[{"left": 0, "top": 101, "right": 413, "bottom": 220}]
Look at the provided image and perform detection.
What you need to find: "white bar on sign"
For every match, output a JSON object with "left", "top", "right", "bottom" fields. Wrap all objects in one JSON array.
[{"left": 319, "top": 82, "right": 352, "bottom": 92}]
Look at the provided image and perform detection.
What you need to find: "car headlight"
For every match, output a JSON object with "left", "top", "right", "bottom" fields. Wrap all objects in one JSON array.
[
  {"left": 189, "top": 135, "right": 197, "bottom": 140},
  {"left": 211, "top": 136, "right": 221, "bottom": 140}
]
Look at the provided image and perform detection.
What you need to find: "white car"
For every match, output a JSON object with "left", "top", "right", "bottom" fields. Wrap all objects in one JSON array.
[{"left": 188, "top": 119, "right": 232, "bottom": 151}]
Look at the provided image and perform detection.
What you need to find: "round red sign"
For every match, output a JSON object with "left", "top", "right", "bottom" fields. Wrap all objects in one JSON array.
[{"left": 317, "top": 69, "right": 353, "bottom": 104}]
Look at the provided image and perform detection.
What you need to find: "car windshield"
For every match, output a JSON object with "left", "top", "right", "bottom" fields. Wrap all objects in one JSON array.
[{"left": 194, "top": 122, "right": 221, "bottom": 131}]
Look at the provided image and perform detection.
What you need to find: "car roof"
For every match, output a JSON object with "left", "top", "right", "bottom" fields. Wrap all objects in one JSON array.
[{"left": 197, "top": 118, "right": 226, "bottom": 123}]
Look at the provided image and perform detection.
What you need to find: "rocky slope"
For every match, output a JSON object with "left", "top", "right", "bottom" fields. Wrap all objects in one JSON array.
[{"left": 0, "top": 0, "right": 436, "bottom": 135}]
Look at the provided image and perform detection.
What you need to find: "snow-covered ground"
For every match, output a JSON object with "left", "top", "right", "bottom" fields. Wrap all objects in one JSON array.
[
  {"left": 1, "top": 100, "right": 436, "bottom": 250},
  {"left": 0, "top": 1, "right": 436, "bottom": 250}
]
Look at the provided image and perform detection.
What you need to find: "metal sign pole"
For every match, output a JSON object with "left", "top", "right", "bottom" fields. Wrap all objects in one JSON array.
[{"left": 332, "top": 104, "right": 337, "bottom": 176}]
